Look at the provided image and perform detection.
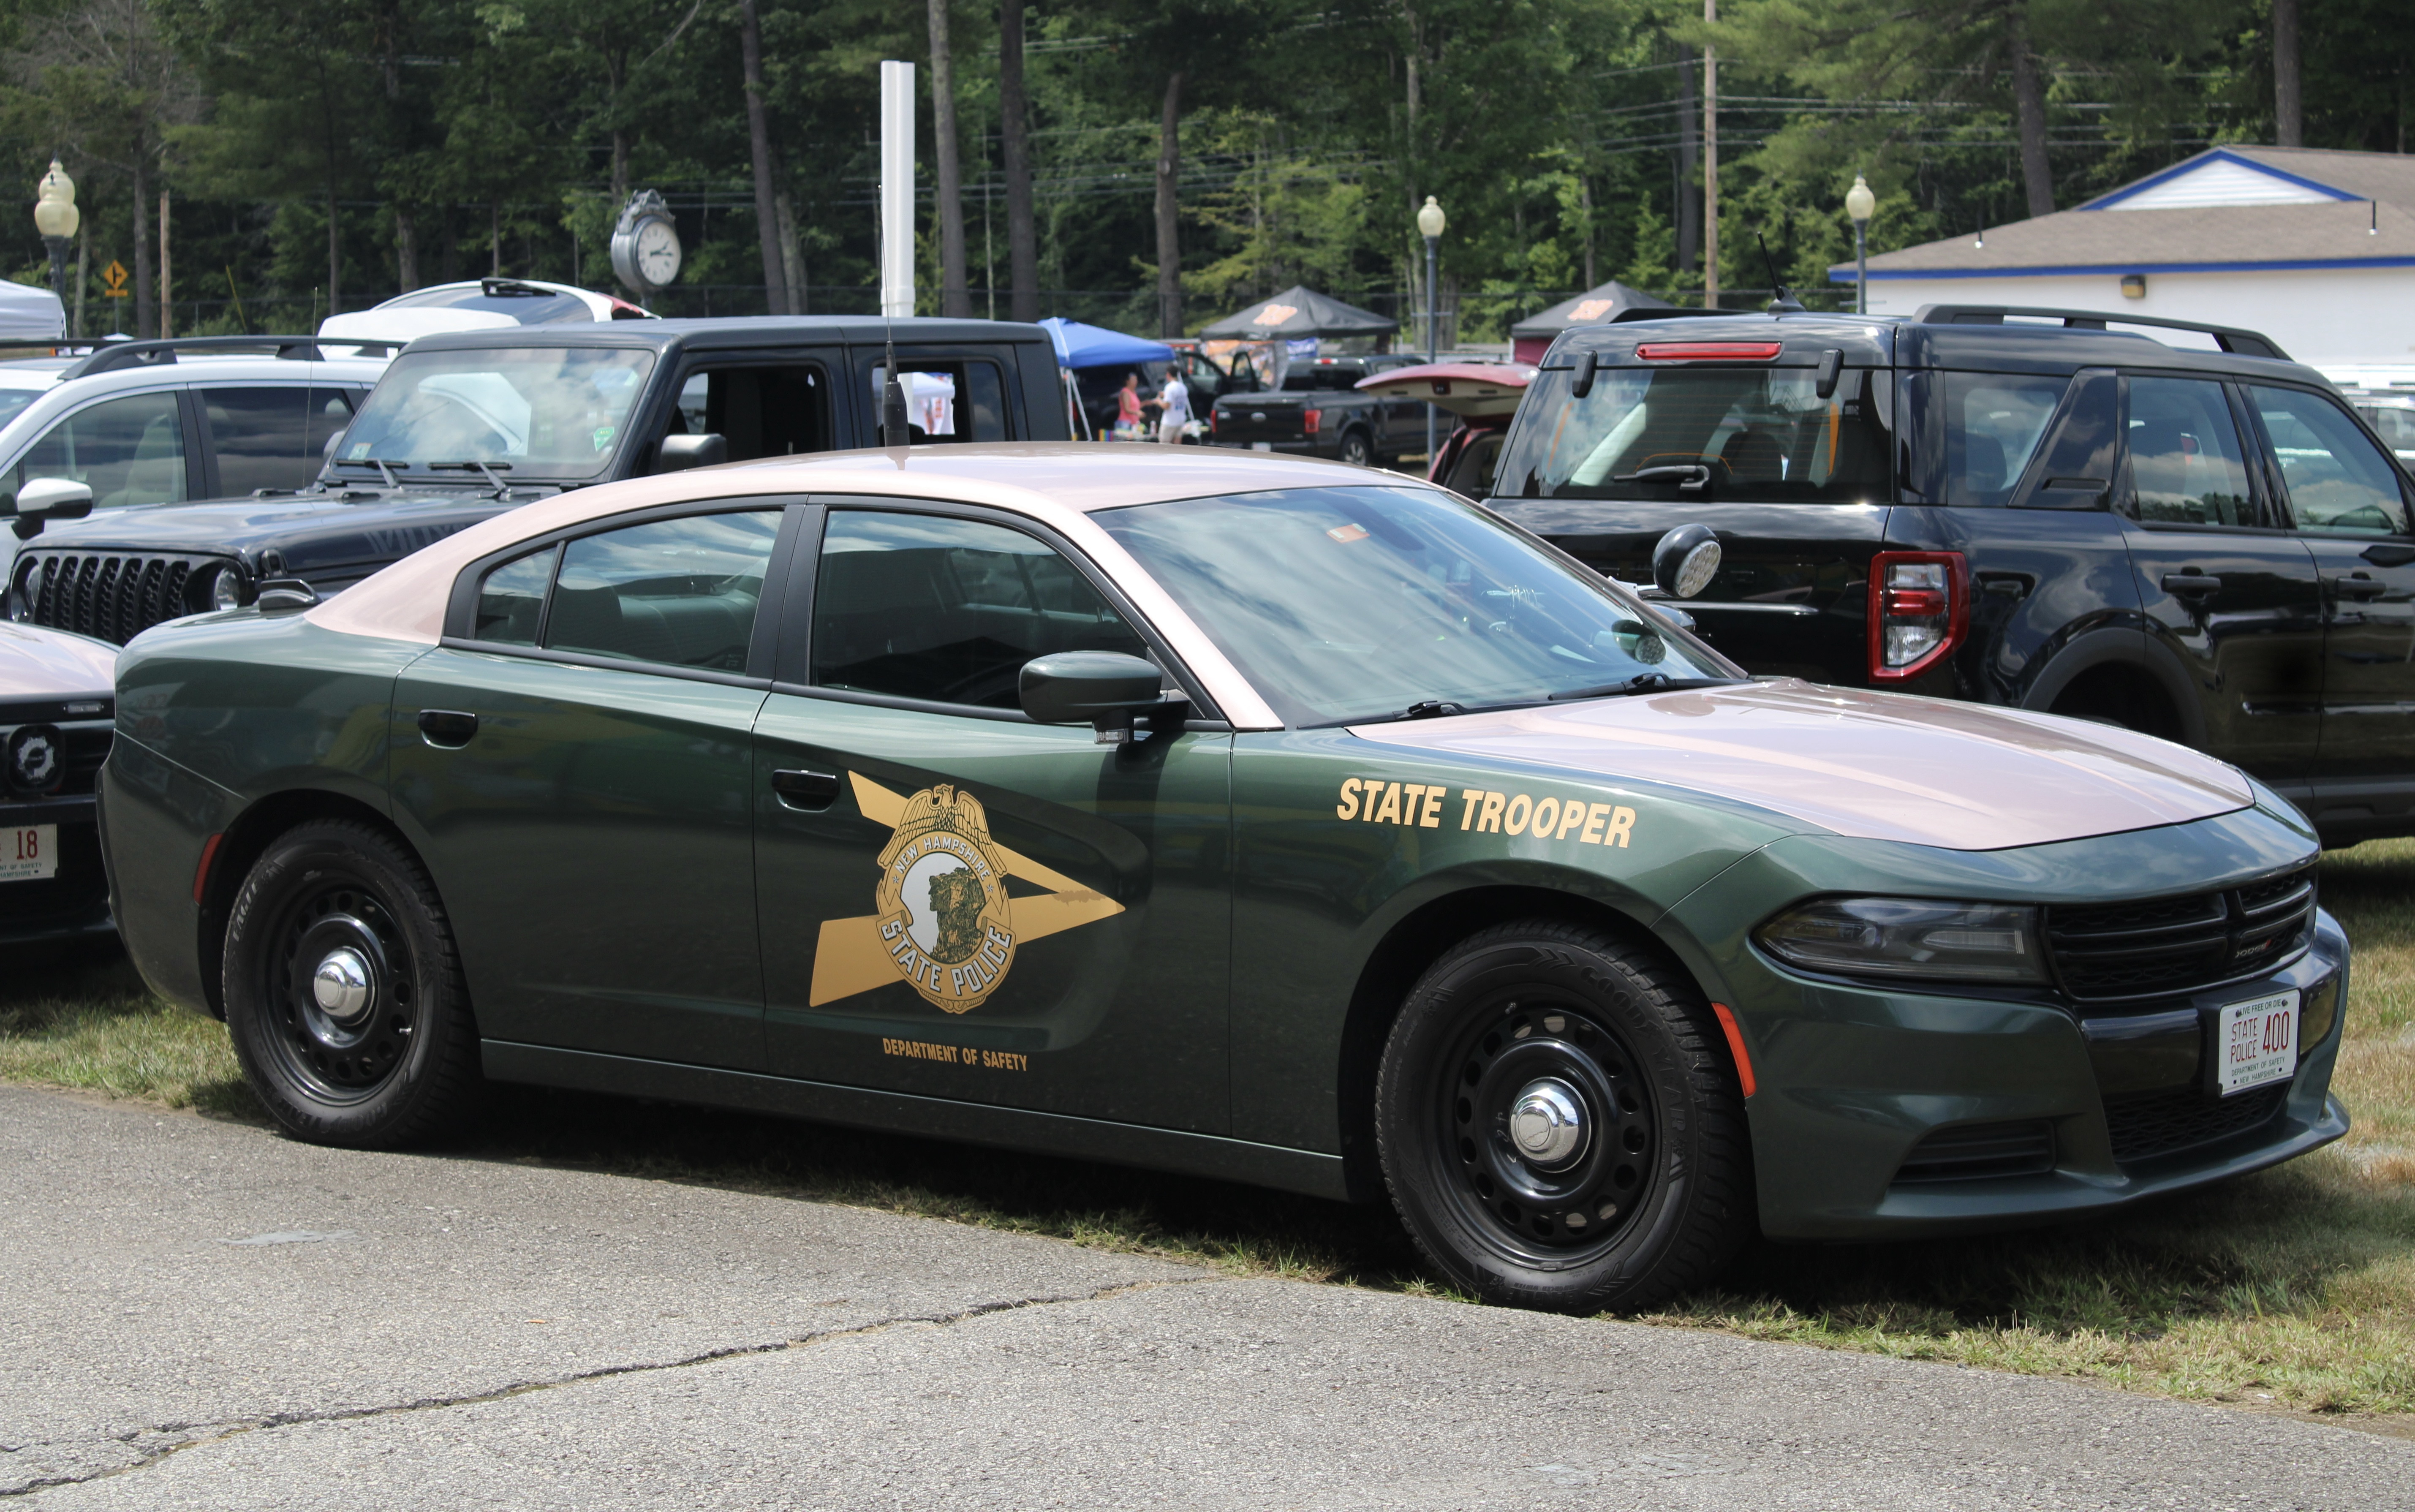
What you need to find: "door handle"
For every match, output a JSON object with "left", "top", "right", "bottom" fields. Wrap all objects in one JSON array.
[
  {"left": 416, "top": 710, "right": 478, "bottom": 748},
  {"left": 771, "top": 768, "right": 841, "bottom": 811},
  {"left": 2160, "top": 572, "right": 2223, "bottom": 596},
  {"left": 2329, "top": 572, "right": 2388, "bottom": 601}
]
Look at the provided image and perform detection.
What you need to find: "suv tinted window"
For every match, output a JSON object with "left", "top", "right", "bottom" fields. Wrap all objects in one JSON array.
[
  {"left": 473, "top": 544, "right": 559, "bottom": 645},
  {"left": 812, "top": 511, "right": 1148, "bottom": 708},
  {"left": 2127, "top": 377, "right": 2256, "bottom": 527},
  {"left": 2353, "top": 402, "right": 2415, "bottom": 460},
  {"left": 674, "top": 365, "right": 829, "bottom": 460},
  {"left": 10, "top": 391, "right": 187, "bottom": 510},
  {"left": 541, "top": 511, "right": 779, "bottom": 670},
  {"left": 1494, "top": 365, "right": 1891, "bottom": 502},
  {"left": 868, "top": 361, "right": 1009, "bottom": 442},
  {"left": 207, "top": 386, "right": 357, "bottom": 495},
  {"left": 2251, "top": 386, "right": 2412, "bottom": 536},
  {"left": 1942, "top": 373, "right": 2064, "bottom": 506}
]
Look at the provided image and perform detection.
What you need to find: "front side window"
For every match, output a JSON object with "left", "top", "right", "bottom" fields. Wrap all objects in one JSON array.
[
  {"left": 1093, "top": 485, "right": 1739, "bottom": 728},
  {"left": 9, "top": 390, "right": 186, "bottom": 509},
  {"left": 2125, "top": 377, "right": 2257, "bottom": 527},
  {"left": 465, "top": 512, "right": 776, "bottom": 670},
  {"left": 2252, "top": 386, "right": 2413, "bottom": 536},
  {"left": 1493, "top": 364, "right": 1892, "bottom": 503},
  {"left": 335, "top": 346, "right": 655, "bottom": 481},
  {"left": 673, "top": 365, "right": 829, "bottom": 460},
  {"left": 812, "top": 511, "right": 1148, "bottom": 708}
]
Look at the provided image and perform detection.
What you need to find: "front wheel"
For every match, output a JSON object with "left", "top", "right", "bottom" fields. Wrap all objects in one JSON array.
[
  {"left": 221, "top": 819, "right": 481, "bottom": 1147},
  {"left": 1376, "top": 920, "right": 1752, "bottom": 1312}
]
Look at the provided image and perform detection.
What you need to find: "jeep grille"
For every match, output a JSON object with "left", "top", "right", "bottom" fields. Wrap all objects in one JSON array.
[{"left": 13, "top": 551, "right": 220, "bottom": 646}]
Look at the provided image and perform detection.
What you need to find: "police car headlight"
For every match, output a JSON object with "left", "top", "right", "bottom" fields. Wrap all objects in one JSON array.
[
  {"left": 207, "top": 565, "right": 245, "bottom": 612},
  {"left": 1756, "top": 897, "right": 2048, "bottom": 985}
]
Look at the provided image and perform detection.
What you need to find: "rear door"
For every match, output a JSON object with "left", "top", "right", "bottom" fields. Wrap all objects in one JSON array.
[
  {"left": 2115, "top": 373, "right": 2323, "bottom": 782},
  {"left": 195, "top": 383, "right": 358, "bottom": 496},
  {"left": 390, "top": 501, "right": 796, "bottom": 1069}
]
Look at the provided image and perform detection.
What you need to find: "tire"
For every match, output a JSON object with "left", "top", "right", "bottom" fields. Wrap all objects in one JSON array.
[
  {"left": 1375, "top": 919, "right": 1752, "bottom": 1313},
  {"left": 1337, "top": 430, "right": 1374, "bottom": 468},
  {"left": 221, "top": 819, "right": 481, "bottom": 1148}
]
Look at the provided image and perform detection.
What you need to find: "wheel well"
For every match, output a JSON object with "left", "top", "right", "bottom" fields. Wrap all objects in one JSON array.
[
  {"left": 1334, "top": 885, "right": 1694, "bottom": 1202},
  {"left": 195, "top": 790, "right": 418, "bottom": 1020},
  {"left": 2048, "top": 661, "right": 2183, "bottom": 743}
]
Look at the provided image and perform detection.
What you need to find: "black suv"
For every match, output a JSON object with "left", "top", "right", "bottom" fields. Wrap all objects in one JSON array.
[
  {"left": 7, "top": 316, "right": 1069, "bottom": 646},
  {"left": 1487, "top": 306, "right": 2415, "bottom": 846}
]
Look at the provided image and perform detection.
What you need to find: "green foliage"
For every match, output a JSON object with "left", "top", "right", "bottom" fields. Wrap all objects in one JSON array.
[{"left": 0, "top": 0, "right": 2401, "bottom": 333}]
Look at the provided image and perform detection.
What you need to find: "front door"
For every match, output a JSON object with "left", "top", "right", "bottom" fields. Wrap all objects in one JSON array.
[
  {"left": 753, "top": 503, "right": 1232, "bottom": 1133},
  {"left": 2243, "top": 381, "right": 2415, "bottom": 785},
  {"left": 2116, "top": 373, "right": 2325, "bottom": 782},
  {"left": 390, "top": 503, "right": 792, "bottom": 1069}
]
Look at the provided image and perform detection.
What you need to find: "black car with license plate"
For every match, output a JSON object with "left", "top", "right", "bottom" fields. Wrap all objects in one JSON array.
[
  {"left": 1486, "top": 306, "right": 2415, "bottom": 846},
  {"left": 1210, "top": 354, "right": 1426, "bottom": 467}
]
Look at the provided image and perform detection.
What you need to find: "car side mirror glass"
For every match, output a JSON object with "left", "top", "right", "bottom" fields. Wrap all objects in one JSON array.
[
  {"left": 653, "top": 432, "right": 728, "bottom": 474},
  {"left": 1019, "top": 651, "right": 1172, "bottom": 744}
]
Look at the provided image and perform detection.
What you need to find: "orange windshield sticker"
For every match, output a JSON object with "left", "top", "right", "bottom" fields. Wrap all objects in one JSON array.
[{"left": 1326, "top": 522, "right": 1370, "bottom": 544}]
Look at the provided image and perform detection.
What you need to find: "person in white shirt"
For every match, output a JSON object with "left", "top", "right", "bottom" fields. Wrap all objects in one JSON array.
[{"left": 1151, "top": 366, "right": 1191, "bottom": 444}]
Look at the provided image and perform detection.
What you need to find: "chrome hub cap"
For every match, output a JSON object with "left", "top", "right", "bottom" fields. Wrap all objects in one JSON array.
[
  {"left": 311, "top": 947, "right": 374, "bottom": 1028},
  {"left": 1509, "top": 1078, "right": 1588, "bottom": 1169}
]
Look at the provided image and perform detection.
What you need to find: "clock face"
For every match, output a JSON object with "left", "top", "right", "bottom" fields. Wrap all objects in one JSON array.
[{"left": 634, "top": 218, "right": 681, "bottom": 286}]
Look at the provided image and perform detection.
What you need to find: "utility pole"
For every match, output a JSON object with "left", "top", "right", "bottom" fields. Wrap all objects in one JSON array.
[{"left": 1702, "top": 0, "right": 1719, "bottom": 306}]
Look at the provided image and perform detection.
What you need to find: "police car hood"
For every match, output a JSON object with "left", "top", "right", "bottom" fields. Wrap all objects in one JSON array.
[
  {"left": 25, "top": 489, "right": 525, "bottom": 574},
  {"left": 1351, "top": 678, "right": 2255, "bottom": 851}
]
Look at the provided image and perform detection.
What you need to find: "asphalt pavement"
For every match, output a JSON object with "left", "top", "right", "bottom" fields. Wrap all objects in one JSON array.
[{"left": 4, "top": 1082, "right": 2410, "bottom": 1510}]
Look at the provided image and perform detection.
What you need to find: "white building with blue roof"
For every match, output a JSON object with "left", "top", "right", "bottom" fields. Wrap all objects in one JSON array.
[{"left": 1831, "top": 146, "right": 2415, "bottom": 378}]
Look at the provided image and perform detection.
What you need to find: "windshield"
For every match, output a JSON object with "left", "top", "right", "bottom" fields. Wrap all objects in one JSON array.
[
  {"left": 1493, "top": 365, "right": 1893, "bottom": 502},
  {"left": 332, "top": 346, "right": 655, "bottom": 480},
  {"left": 1092, "top": 484, "right": 1739, "bottom": 727}
]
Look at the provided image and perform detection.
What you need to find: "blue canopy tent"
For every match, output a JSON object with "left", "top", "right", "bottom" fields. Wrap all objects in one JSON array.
[{"left": 1040, "top": 318, "right": 1176, "bottom": 438}]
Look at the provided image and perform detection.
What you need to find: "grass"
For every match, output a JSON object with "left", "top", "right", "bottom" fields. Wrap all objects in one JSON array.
[{"left": 4, "top": 841, "right": 2412, "bottom": 1427}]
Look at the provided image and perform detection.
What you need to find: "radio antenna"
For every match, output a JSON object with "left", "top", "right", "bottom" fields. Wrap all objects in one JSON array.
[{"left": 1758, "top": 232, "right": 1805, "bottom": 314}]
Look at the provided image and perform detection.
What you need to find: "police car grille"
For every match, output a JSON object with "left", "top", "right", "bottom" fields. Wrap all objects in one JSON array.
[
  {"left": 2045, "top": 866, "right": 2316, "bottom": 1002},
  {"left": 2103, "top": 1084, "right": 2289, "bottom": 1165},
  {"left": 20, "top": 551, "right": 206, "bottom": 645}
]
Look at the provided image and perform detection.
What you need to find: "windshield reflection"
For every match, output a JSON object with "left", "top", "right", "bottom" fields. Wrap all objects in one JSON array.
[{"left": 333, "top": 347, "right": 655, "bottom": 481}]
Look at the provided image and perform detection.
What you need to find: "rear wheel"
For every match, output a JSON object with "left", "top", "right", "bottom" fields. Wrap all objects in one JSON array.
[
  {"left": 1337, "top": 430, "right": 1374, "bottom": 468},
  {"left": 221, "top": 820, "right": 481, "bottom": 1147},
  {"left": 1375, "top": 919, "right": 1752, "bottom": 1312}
]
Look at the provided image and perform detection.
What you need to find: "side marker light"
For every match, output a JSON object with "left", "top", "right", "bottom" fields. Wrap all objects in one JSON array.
[
  {"left": 1711, "top": 1002, "right": 1756, "bottom": 1099},
  {"left": 193, "top": 832, "right": 224, "bottom": 905}
]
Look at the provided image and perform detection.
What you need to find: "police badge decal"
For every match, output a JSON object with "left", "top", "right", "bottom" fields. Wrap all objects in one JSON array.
[{"left": 874, "top": 784, "right": 1017, "bottom": 1013}]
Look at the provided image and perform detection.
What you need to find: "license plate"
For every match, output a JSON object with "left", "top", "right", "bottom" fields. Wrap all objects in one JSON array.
[
  {"left": 1251, "top": 441, "right": 1272, "bottom": 451},
  {"left": 2217, "top": 989, "right": 2299, "bottom": 1096},
  {"left": 2, "top": 824, "right": 57, "bottom": 883}
]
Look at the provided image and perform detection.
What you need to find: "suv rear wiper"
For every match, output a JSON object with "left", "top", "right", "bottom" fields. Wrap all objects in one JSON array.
[
  {"left": 1547, "top": 674, "right": 1739, "bottom": 701},
  {"left": 1612, "top": 464, "right": 1711, "bottom": 492}
]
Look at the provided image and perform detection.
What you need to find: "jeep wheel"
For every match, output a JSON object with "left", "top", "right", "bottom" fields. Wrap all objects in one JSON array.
[
  {"left": 1337, "top": 430, "right": 1374, "bottom": 468},
  {"left": 1375, "top": 920, "right": 1752, "bottom": 1312},
  {"left": 221, "top": 820, "right": 481, "bottom": 1148}
]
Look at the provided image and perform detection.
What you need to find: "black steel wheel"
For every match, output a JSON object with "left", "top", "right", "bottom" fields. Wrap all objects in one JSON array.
[
  {"left": 222, "top": 820, "right": 480, "bottom": 1147},
  {"left": 1376, "top": 919, "right": 1752, "bottom": 1312},
  {"left": 1337, "top": 430, "right": 1374, "bottom": 468}
]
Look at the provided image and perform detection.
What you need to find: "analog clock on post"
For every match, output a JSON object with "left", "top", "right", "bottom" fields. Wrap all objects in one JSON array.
[{"left": 609, "top": 189, "right": 682, "bottom": 297}]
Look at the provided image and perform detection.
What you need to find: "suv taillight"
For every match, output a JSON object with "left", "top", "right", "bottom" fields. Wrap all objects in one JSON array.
[
  {"left": 1867, "top": 551, "right": 1967, "bottom": 682},
  {"left": 1303, "top": 408, "right": 1322, "bottom": 435}
]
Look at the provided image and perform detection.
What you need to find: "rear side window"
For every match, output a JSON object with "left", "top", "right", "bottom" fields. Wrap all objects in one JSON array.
[
  {"left": 206, "top": 386, "right": 354, "bottom": 495},
  {"left": 811, "top": 511, "right": 1148, "bottom": 708},
  {"left": 868, "top": 360, "right": 1010, "bottom": 442},
  {"left": 473, "top": 544, "right": 558, "bottom": 645},
  {"left": 2125, "top": 377, "right": 2256, "bottom": 527},
  {"left": 1940, "top": 373, "right": 2064, "bottom": 506},
  {"left": 1492, "top": 364, "right": 1892, "bottom": 502},
  {"left": 2251, "top": 386, "right": 2412, "bottom": 536},
  {"left": 546, "top": 512, "right": 780, "bottom": 671}
]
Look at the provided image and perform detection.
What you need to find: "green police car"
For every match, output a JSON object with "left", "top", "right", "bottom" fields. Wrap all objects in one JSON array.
[{"left": 99, "top": 445, "right": 2347, "bottom": 1313}]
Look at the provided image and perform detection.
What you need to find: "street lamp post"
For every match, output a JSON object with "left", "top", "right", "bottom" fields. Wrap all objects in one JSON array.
[
  {"left": 1845, "top": 173, "right": 1875, "bottom": 316},
  {"left": 1417, "top": 195, "right": 1445, "bottom": 469},
  {"left": 33, "top": 160, "right": 78, "bottom": 321}
]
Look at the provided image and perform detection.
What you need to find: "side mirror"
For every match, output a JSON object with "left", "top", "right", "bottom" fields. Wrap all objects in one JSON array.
[
  {"left": 321, "top": 428, "right": 347, "bottom": 459},
  {"left": 8, "top": 477, "right": 92, "bottom": 540},
  {"left": 256, "top": 578, "right": 319, "bottom": 613},
  {"left": 1019, "top": 651, "right": 1173, "bottom": 745},
  {"left": 1651, "top": 522, "right": 1722, "bottom": 599},
  {"left": 653, "top": 432, "right": 728, "bottom": 474}
]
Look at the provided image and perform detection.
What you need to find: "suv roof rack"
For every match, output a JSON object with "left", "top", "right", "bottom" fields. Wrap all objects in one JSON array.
[
  {"left": 1913, "top": 305, "right": 2289, "bottom": 361},
  {"left": 58, "top": 335, "right": 403, "bottom": 381}
]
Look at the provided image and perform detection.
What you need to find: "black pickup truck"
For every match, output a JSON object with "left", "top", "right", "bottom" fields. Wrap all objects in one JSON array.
[
  {"left": 1208, "top": 354, "right": 1425, "bottom": 467},
  {"left": 1486, "top": 304, "right": 2415, "bottom": 846},
  {"left": 6, "top": 317, "right": 1069, "bottom": 645}
]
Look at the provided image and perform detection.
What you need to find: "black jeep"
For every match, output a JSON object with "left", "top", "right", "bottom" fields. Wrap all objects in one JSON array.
[{"left": 1487, "top": 305, "right": 2415, "bottom": 846}]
